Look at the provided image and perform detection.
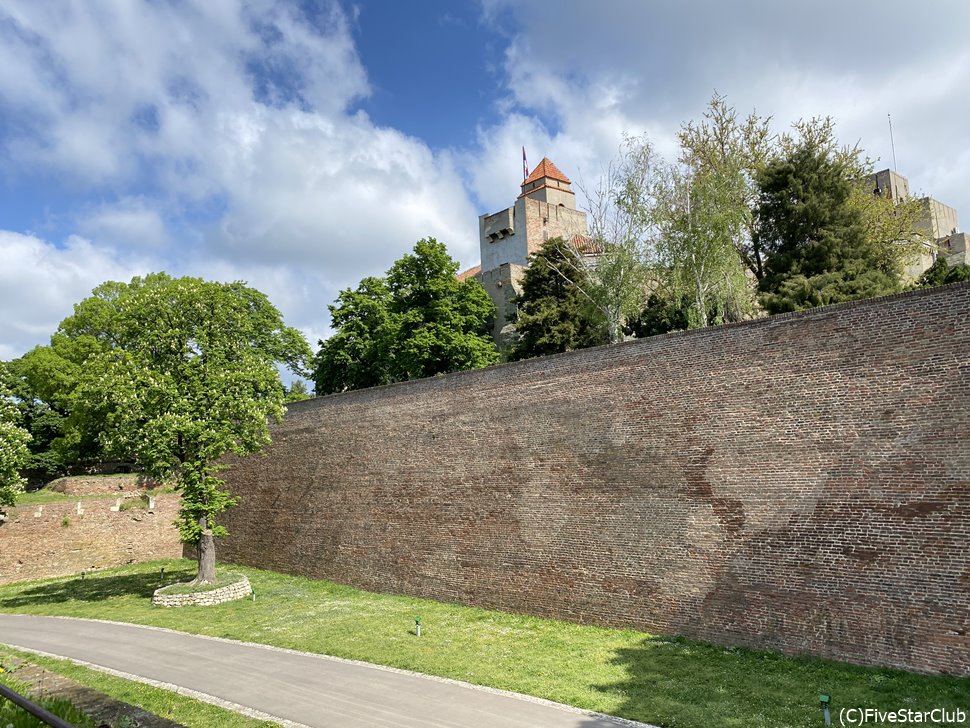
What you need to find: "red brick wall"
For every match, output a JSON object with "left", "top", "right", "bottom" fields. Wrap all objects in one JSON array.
[
  {"left": 220, "top": 283, "right": 970, "bottom": 675},
  {"left": 47, "top": 475, "right": 163, "bottom": 496},
  {"left": 0, "top": 495, "right": 183, "bottom": 585}
]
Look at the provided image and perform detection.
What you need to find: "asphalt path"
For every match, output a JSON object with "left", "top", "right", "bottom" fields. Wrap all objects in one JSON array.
[{"left": 0, "top": 615, "right": 653, "bottom": 728}]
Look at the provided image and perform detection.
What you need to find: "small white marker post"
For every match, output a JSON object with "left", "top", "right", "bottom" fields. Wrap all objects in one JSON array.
[{"left": 415, "top": 616, "right": 421, "bottom": 637}]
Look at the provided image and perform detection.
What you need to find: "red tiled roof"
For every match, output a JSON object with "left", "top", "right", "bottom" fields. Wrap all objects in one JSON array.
[
  {"left": 456, "top": 264, "right": 481, "bottom": 282},
  {"left": 522, "top": 157, "right": 571, "bottom": 187},
  {"left": 570, "top": 234, "right": 603, "bottom": 255}
]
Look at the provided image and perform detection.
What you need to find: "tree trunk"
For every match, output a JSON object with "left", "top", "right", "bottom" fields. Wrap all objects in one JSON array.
[{"left": 194, "top": 516, "right": 216, "bottom": 584}]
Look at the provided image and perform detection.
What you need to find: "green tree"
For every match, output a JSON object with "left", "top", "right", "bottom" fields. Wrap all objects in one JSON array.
[
  {"left": 575, "top": 134, "right": 657, "bottom": 343},
  {"left": 6, "top": 337, "right": 108, "bottom": 479},
  {"left": 314, "top": 277, "right": 395, "bottom": 394},
  {"left": 284, "top": 380, "right": 312, "bottom": 403},
  {"left": 678, "top": 93, "right": 773, "bottom": 280},
  {"left": 754, "top": 123, "right": 899, "bottom": 313},
  {"left": 653, "top": 164, "right": 755, "bottom": 328},
  {"left": 0, "top": 364, "right": 31, "bottom": 517},
  {"left": 917, "top": 257, "right": 970, "bottom": 287},
  {"left": 64, "top": 273, "right": 311, "bottom": 583},
  {"left": 386, "top": 238, "right": 498, "bottom": 380},
  {"left": 848, "top": 178, "right": 933, "bottom": 280},
  {"left": 314, "top": 239, "right": 498, "bottom": 393},
  {"left": 627, "top": 292, "right": 692, "bottom": 338},
  {"left": 510, "top": 238, "right": 606, "bottom": 360}
]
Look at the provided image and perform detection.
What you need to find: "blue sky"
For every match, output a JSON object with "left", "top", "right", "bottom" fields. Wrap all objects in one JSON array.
[{"left": 1, "top": 0, "right": 969, "bottom": 362}]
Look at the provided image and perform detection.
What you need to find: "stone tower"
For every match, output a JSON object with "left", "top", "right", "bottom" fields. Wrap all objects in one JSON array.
[{"left": 470, "top": 158, "right": 588, "bottom": 342}]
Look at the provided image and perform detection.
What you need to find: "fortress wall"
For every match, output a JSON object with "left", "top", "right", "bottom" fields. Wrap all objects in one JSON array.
[
  {"left": 220, "top": 282, "right": 970, "bottom": 675},
  {"left": 0, "top": 495, "right": 183, "bottom": 585}
]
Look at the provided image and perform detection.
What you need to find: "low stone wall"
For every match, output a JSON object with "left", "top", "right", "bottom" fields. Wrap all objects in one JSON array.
[
  {"left": 0, "top": 495, "right": 183, "bottom": 585},
  {"left": 47, "top": 475, "right": 164, "bottom": 496},
  {"left": 152, "top": 574, "right": 252, "bottom": 607}
]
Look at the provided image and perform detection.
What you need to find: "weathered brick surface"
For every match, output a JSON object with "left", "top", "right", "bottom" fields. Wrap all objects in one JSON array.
[
  {"left": 48, "top": 474, "right": 163, "bottom": 495},
  {"left": 220, "top": 283, "right": 970, "bottom": 675},
  {"left": 0, "top": 495, "right": 183, "bottom": 584}
]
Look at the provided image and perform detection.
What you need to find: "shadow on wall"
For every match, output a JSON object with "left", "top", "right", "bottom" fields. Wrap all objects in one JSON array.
[
  {"left": 576, "top": 637, "right": 970, "bottom": 728},
  {"left": 0, "top": 566, "right": 195, "bottom": 608}
]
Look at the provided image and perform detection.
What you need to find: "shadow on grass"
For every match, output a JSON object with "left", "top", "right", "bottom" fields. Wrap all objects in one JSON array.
[
  {"left": 0, "top": 567, "right": 196, "bottom": 608},
  {"left": 575, "top": 636, "right": 970, "bottom": 728}
]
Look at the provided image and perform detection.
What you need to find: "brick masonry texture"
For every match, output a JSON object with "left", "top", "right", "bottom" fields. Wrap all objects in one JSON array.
[
  {"left": 48, "top": 474, "right": 163, "bottom": 496},
  {"left": 0, "top": 495, "right": 183, "bottom": 585},
  {"left": 219, "top": 282, "right": 970, "bottom": 675}
]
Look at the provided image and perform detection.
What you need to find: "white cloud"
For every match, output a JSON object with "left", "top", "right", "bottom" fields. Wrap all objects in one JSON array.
[
  {"left": 0, "top": 0, "right": 485, "bottom": 359},
  {"left": 0, "top": 232, "right": 154, "bottom": 359},
  {"left": 77, "top": 198, "right": 171, "bottom": 250},
  {"left": 2, "top": 0, "right": 968, "bottom": 365},
  {"left": 473, "top": 0, "right": 970, "bottom": 223}
]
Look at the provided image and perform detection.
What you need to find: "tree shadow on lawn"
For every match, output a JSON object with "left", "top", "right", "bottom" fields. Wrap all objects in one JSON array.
[
  {"left": 0, "top": 567, "right": 196, "bottom": 608},
  {"left": 575, "top": 636, "right": 970, "bottom": 728}
]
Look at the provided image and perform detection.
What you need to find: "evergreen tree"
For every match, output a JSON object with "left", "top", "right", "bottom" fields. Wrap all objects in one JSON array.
[
  {"left": 754, "top": 132, "right": 899, "bottom": 313},
  {"left": 510, "top": 238, "right": 606, "bottom": 361},
  {"left": 917, "top": 257, "right": 970, "bottom": 287}
]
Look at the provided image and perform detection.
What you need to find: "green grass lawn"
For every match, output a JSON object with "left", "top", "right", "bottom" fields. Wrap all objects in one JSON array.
[
  {"left": 1, "top": 647, "right": 278, "bottom": 728},
  {"left": 0, "top": 665, "right": 95, "bottom": 728},
  {"left": 14, "top": 490, "right": 121, "bottom": 506},
  {"left": 0, "top": 560, "right": 966, "bottom": 728}
]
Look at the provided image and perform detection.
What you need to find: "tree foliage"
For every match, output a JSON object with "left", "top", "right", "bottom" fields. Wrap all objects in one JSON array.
[
  {"left": 569, "top": 135, "right": 659, "bottom": 343},
  {"left": 653, "top": 164, "right": 755, "bottom": 328},
  {"left": 62, "top": 273, "right": 310, "bottom": 582},
  {"left": 917, "top": 257, "right": 970, "bottom": 287},
  {"left": 314, "top": 238, "right": 498, "bottom": 393},
  {"left": 754, "top": 122, "right": 900, "bottom": 313},
  {"left": 0, "top": 364, "right": 31, "bottom": 516},
  {"left": 6, "top": 336, "right": 110, "bottom": 478},
  {"left": 284, "top": 380, "right": 312, "bottom": 403},
  {"left": 510, "top": 238, "right": 606, "bottom": 360},
  {"left": 677, "top": 92, "right": 773, "bottom": 280}
]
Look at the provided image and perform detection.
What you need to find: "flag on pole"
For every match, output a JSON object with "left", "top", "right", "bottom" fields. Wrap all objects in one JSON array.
[{"left": 522, "top": 147, "right": 528, "bottom": 181}]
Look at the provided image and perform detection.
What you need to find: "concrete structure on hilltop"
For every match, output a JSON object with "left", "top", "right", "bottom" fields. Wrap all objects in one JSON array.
[
  {"left": 459, "top": 158, "right": 589, "bottom": 343},
  {"left": 870, "top": 168, "right": 967, "bottom": 277}
]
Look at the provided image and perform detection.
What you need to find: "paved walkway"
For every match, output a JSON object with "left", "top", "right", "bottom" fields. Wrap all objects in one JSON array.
[{"left": 0, "top": 615, "right": 653, "bottom": 728}]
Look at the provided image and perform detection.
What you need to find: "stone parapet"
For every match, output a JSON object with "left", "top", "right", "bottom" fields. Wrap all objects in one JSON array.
[{"left": 152, "top": 574, "right": 252, "bottom": 607}]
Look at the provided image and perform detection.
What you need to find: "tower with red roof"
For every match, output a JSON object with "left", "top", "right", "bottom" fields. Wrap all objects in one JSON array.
[{"left": 465, "top": 157, "right": 589, "bottom": 343}]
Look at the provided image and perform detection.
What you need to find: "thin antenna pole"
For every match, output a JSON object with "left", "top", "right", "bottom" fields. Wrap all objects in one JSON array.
[{"left": 888, "top": 113, "right": 897, "bottom": 172}]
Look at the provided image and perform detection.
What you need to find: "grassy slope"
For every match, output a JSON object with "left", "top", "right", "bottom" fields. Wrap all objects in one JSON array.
[
  {"left": 0, "top": 560, "right": 966, "bottom": 728},
  {"left": 1, "top": 647, "right": 278, "bottom": 728}
]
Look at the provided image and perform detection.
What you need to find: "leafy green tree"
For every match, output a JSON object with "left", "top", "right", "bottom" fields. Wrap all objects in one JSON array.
[
  {"left": 627, "top": 292, "right": 692, "bottom": 338},
  {"left": 314, "top": 239, "right": 497, "bottom": 393},
  {"left": 64, "top": 273, "right": 311, "bottom": 583},
  {"left": 314, "top": 277, "right": 395, "bottom": 394},
  {"left": 678, "top": 93, "right": 773, "bottom": 280},
  {"left": 917, "top": 257, "right": 970, "bottom": 287},
  {"left": 573, "top": 134, "right": 659, "bottom": 343},
  {"left": 0, "top": 364, "right": 31, "bottom": 517},
  {"left": 510, "top": 238, "right": 606, "bottom": 360},
  {"left": 754, "top": 125, "right": 899, "bottom": 313},
  {"left": 386, "top": 238, "right": 498, "bottom": 379},
  {"left": 284, "top": 380, "right": 312, "bottom": 403},
  {"left": 5, "top": 341, "right": 104, "bottom": 479},
  {"left": 848, "top": 178, "right": 933, "bottom": 280},
  {"left": 653, "top": 164, "right": 755, "bottom": 328}
]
